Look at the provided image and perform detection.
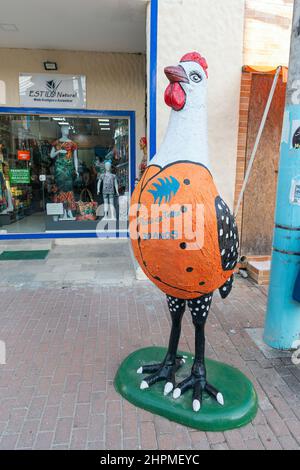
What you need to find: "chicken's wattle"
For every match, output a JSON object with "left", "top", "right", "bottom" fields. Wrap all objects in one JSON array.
[{"left": 164, "top": 83, "right": 186, "bottom": 111}]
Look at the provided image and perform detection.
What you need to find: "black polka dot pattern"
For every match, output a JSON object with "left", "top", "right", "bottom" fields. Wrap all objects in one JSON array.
[
  {"left": 215, "top": 196, "right": 239, "bottom": 271},
  {"left": 166, "top": 296, "right": 186, "bottom": 314},
  {"left": 187, "top": 294, "right": 213, "bottom": 322},
  {"left": 219, "top": 275, "right": 234, "bottom": 299}
]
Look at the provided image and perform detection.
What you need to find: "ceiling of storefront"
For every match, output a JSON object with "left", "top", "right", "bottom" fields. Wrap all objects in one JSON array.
[{"left": 0, "top": 0, "right": 147, "bottom": 53}]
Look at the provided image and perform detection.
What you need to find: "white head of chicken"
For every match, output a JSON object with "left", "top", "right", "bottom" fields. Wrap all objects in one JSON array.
[
  {"left": 164, "top": 55, "right": 208, "bottom": 113},
  {"left": 153, "top": 52, "right": 210, "bottom": 169}
]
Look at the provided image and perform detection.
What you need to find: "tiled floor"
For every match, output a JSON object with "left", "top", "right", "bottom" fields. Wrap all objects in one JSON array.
[
  {"left": 0, "top": 274, "right": 299, "bottom": 450},
  {"left": 1, "top": 213, "right": 46, "bottom": 234}
]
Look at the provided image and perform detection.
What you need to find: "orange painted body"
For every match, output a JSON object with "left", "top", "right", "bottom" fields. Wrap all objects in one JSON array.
[{"left": 130, "top": 162, "right": 233, "bottom": 299}]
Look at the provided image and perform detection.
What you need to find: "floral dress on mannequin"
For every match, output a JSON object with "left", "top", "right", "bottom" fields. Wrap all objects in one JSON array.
[{"left": 52, "top": 140, "right": 77, "bottom": 211}]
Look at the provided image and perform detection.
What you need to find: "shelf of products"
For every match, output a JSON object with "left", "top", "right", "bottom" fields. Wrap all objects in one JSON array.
[{"left": 10, "top": 185, "right": 32, "bottom": 212}]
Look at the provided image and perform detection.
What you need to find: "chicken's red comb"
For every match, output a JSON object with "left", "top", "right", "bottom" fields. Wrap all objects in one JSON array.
[{"left": 180, "top": 52, "right": 208, "bottom": 78}]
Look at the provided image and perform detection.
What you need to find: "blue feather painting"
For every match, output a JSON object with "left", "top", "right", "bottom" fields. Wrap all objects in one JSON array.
[{"left": 148, "top": 176, "right": 180, "bottom": 205}]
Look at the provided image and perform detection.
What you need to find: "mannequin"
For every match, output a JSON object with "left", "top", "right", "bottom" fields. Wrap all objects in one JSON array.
[
  {"left": 97, "top": 161, "right": 119, "bottom": 219},
  {"left": 50, "top": 125, "right": 79, "bottom": 220},
  {"left": 139, "top": 137, "right": 148, "bottom": 180}
]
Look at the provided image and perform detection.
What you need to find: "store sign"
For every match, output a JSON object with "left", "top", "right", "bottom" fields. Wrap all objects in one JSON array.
[
  {"left": 17, "top": 150, "right": 31, "bottom": 161},
  {"left": 19, "top": 73, "right": 86, "bottom": 109},
  {"left": 9, "top": 169, "right": 31, "bottom": 185},
  {"left": 46, "top": 203, "right": 64, "bottom": 216}
]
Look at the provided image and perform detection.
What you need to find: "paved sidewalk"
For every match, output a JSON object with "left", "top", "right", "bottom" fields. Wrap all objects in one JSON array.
[
  {"left": 0, "top": 275, "right": 299, "bottom": 450},
  {"left": 0, "top": 240, "right": 135, "bottom": 288}
]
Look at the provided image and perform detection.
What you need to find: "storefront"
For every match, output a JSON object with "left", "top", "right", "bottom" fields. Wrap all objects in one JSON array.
[
  {"left": 0, "top": 0, "right": 150, "bottom": 240},
  {"left": 0, "top": 108, "right": 136, "bottom": 238}
]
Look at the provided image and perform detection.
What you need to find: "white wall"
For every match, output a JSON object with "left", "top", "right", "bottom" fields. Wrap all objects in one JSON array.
[
  {"left": 244, "top": 0, "right": 293, "bottom": 67},
  {"left": 156, "top": 0, "right": 245, "bottom": 207}
]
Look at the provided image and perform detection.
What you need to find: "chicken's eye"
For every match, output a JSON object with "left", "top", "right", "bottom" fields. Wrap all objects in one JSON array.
[{"left": 190, "top": 72, "right": 202, "bottom": 83}]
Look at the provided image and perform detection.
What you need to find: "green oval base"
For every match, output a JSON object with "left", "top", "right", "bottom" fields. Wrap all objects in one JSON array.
[{"left": 115, "top": 347, "right": 258, "bottom": 432}]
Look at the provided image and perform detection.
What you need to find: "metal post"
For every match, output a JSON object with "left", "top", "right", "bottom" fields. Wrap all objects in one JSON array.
[{"left": 264, "top": 0, "right": 300, "bottom": 350}]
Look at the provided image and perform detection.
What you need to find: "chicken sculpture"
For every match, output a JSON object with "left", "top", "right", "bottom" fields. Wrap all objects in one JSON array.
[{"left": 130, "top": 52, "right": 239, "bottom": 412}]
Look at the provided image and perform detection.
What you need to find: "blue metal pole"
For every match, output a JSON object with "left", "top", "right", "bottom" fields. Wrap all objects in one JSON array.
[{"left": 264, "top": 1, "right": 300, "bottom": 350}]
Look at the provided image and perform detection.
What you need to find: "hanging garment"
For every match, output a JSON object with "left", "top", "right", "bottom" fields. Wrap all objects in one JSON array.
[
  {"left": 0, "top": 171, "right": 7, "bottom": 213},
  {"left": 0, "top": 154, "right": 7, "bottom": 213},
  {"left": 52, "top": 140, "right": 77, "bottom": 210}
]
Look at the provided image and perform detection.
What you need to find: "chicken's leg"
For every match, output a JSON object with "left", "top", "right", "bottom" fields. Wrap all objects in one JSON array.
[
  {"left": 138, "top": 296, "right": 186, "bottom": 395},
  {"left": 173, "top": 294, "right": 224, "bottom": 412}
]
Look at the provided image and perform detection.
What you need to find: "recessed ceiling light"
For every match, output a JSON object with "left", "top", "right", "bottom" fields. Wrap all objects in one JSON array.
[{"left": 0, "top": 23, "right": 18, "bottom": 32}]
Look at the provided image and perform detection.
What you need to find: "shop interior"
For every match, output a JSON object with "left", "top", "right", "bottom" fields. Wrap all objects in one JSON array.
[{"left": 0, "top": 114, "right": 130, "bottom": 233}]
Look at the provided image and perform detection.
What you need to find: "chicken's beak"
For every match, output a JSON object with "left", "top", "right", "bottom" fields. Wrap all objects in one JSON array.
[{"left": 164, "top": 65, "right": 189, "bottom": 84}]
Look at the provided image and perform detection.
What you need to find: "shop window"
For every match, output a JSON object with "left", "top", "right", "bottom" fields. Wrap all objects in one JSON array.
[
  {"left": 0, "top": 114, "right": 130, "bottom": 234},
  {"left": 0, "top": 81, "right": 6, "bottom": 105}
]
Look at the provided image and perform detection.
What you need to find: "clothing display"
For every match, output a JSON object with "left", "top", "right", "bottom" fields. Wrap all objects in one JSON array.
[
  {"left": 99, "top": 172, "right": 117, "bottom": 195},
  {"left": 0, "top": 114, "right": 130, "bottom": 232},
  {"left": 0, "top": 171, "right": 7, "bottom": 213},
  {"left": 139, "top": 137, "right": 148, "bottom": 180},
  {"left": 52, "top": 140, "right": 77, "bottom": 211}
]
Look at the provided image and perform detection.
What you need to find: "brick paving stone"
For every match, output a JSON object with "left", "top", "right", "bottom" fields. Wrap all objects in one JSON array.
[
  {"left": 88, "top": 440, "right": 106, "bottom": 450},
  {"left": 123, "top": 437, "right": 140, "bottom": 450},
  {"left": 278, "top": 435, "right": 299, "bottom": 450},
  {"left": 59, "top": 393, "right": 77, "bottom": 418},
  {"left": 16, "top": 419, "right": 40, "bottom": 449},
  {"left": 106, "top": 400, "right": 122, "bottom": 426},
  {"left": 123, "top": 409, "right": 138, "bottom": 439},
  {"left": 189, "top": 431, "right": 211, "bottom": 450},
  {"left": 174, "top": 428, "right": 192, "bottom": 450},
  {"left": 255, "top": 424, "right": 282, "bottom": 450},
  {"left": 105, "top": 424, "right": 122, "bottom": 450},
  {"left": 40, "top": 405, "right": 59, "bottom": 432},
  {"left": 64, "top": 374, "right": 81, "bottom": 394},
  {"left": 87, "top": 413, "right": 105, "bottom": 443},
  {"left": 73, "top": 403, "right": 90, "bottom": 429},
  {"left": 245, "top": 438, "right": 265, "bottom": 450},
  {"left": 34, "top": 431, "right": 54, "bottom": 450},
  {"left": 286, "top": 419, "right": 300, "bottom": 444},
  {"left": 211, "top": 442, "right": 230, "bottom": 450},
  {"left": 140, "top": 422, "right": 158, "bottom": 450},
  {"left": 239, "top": 423, "right": 258, "bottom": 441},
  {"left": 158, "top": 433, "right": 176, "bottom": 450},
  {"left": 206, "top": 432, "right": 226, "bottom": 445},
  {"left": 27, "top": 396, "right": 47, "bottom": 420},
  {"left": 0, "top": 277, "right": 299, "bottom": 450},
  {"left": 91, "top": 392, "right": 106, "bottom": 415},
  {"left": 224, "top": 430, "right": 248, "bottom": 450},
  {"left": 0, "top": 433, "right": 19, "bottom": 450},
  {"left": 70, "top": 428, "right": 88, "bottom": 450},
  {"left": 264, "top": 409, "right": 291, "bottom": 438},
  {"left": 77, "top": 382, "right": 93, "bottom": 404},
  {"left": 53, "top": 417, "right": 73, "bottom": 446}
]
